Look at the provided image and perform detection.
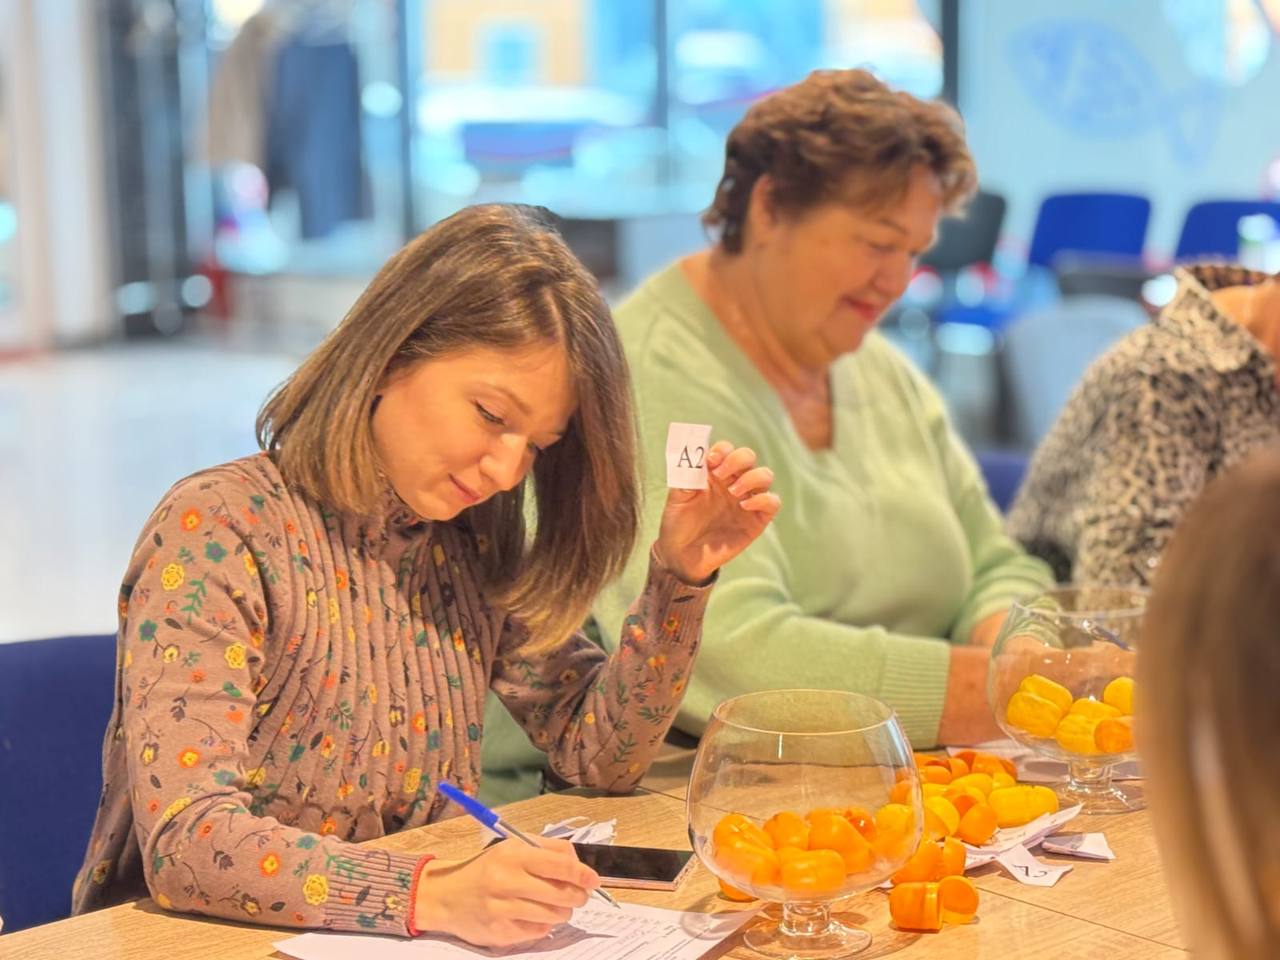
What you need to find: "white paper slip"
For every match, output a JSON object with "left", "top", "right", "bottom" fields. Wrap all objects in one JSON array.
[
  {"left": 275, "top": 901, "right": 759, "bottom": 960},
  {"left": 962, "top": 804, "right": 1083, "bottom": 857},
  {"left": 665, "top": 423, "right": 713, "bottom": 490},
  {"left": 1016, "top": 757, "right": 1142, "bottom": 784},
  {"left": 1042, "top": 832, "right": 1115, "bottom": 861},
  {"left": 995, "top": 843, "right": 1073, "bottom": 887}
]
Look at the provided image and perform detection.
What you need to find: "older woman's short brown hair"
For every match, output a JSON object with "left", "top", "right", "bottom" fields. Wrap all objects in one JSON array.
[
  {"left": 257, "top": 204, "right": 638, "bottom": 646},
  {"left": 704, "top": 69, "right": 977, "bottom": 253},
  {"left": 1140, "top": 446, "right": 1280, "bottom": 958}
]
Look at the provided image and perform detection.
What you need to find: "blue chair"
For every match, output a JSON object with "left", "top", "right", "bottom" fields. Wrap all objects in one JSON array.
[
  {"left": 976, "top": 449, "right": 1029, "bottom": 513},
  {"left": 1027, "top": 192, "right": 1152, "bottom": 270},
  {"left": 0, "top": 634, "right": 117, "bottom": 933},
  {"left": 1174, "top": 199, "right": 1280, "bottom": 262}
]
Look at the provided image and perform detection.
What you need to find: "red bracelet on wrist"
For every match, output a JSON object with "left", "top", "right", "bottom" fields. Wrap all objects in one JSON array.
[{"left": 406, "top": 854, "right": 436, "bottom": 937}]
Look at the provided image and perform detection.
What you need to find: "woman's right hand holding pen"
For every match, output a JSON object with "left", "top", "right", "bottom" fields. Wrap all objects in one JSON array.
[{"left": 413, "top": 836, "right": 602, "bottom": 947}]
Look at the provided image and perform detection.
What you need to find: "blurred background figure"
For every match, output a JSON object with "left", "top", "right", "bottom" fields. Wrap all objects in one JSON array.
[
  {"left": 1008, "top": 264, "right": 1280, "bottom": 586},
  {"left": 1139, "top": 445, "right": 1280, "bottom": 960}
]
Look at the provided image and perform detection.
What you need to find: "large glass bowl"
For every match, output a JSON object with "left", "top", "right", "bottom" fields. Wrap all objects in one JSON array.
[
  {"left": 687, "top": 690, "right": 921, "bottom": 959},
  {"left": 988, "top": 586, "right": 1144, "bottom": 814}
]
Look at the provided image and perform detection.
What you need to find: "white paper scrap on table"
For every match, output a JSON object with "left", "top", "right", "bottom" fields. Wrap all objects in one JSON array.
[
  {"left": 543, "top": 816, "right": 618, "bottom": 844},
  {"left": 1017, "top": 757, "right": 1142, "bottom": 783},
  {"left": 274, "top": 901, "right": 759, "bottom": 960},
  {"left": 962, "top": 803, "right": 1083, "bottom": 858},
  {"left": 1042, "top": 832, "right": 1115, "bottom": 861},
  {"left": 995, "top": 843, "right": 1073, "bottom": 887},
  {"left": 665, "top": 423, "right": 713, "bottom": 490}
]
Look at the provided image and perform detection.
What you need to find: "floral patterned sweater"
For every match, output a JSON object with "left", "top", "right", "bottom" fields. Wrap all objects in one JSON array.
[{"left": 72, "top": 453, "right": 710, "bottom": 935}]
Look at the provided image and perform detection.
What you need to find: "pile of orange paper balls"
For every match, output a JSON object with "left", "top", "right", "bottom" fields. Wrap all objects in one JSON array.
[{"left": 710, "top": 750, "right": 1062, "bottom": 933}]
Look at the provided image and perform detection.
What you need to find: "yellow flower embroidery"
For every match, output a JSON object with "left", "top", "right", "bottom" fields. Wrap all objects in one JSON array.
[
  {"left": 347, "top": 625, "right": 356, "bottom": 644},
  {"left": 161, "top": 645, "right": 180, "bottom": 664},
  {"left": 123, "top": 649, "right": 133, "bottom": 669},
  {"left": 161, "top": 796, "right": 192, "bottom": 822},
  {"left": 306, "top": 589, "right": 317, "bottom": 609},
  {"left": 584, "top": 712, "right": 596, "bottom": 725},
  {"left": 365, "top": 683, "right": 377, "bottom": 704},
  {"left": 372, "top": 739, "right": 390, "bottom": 758},
  {"left": 328, "top": 597, "right": 339, "bottom": 624},
  {"left": 243, "top": 553, "right": 258, "bottom": 576},
  {"left": 403, "top": 767, "right": 422, "bottom": 795},
  {"left": 155, "top": 892, "right": 173, "bottom": 909},
  {"left": 245, "top": 766, "right": 267, "bottom": 787},
  {"left": 224, "top": 642, "right": 247, "bottom": 670},
  {"left": 432, "top": 544, "right": 445, "bottom": 566},
  {"left": 140, "top": 744, "right": 157, "bottom": 765},
  {"left": 319, "top": 736, "right": 335, "bottom": 758},
  {"left": 160, "top": 563, "right": 185, "bottom": 591},
  {"left": 302, "top": 874, "right": 329, "bottom": 906}
]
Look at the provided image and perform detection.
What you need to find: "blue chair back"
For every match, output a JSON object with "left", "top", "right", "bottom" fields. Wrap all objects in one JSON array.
[
  {"left": 0, "top": 634, "right": 117, "bottom": 933},
  {"left": 975, "top": 449, "right": 1029, "bottom": 513},
  {"left": 1174, "top": 199, "right": 1280, "bottom": 262},
  {"left": 1027, "top": 192, "right": 1151, "bottom": 269}
]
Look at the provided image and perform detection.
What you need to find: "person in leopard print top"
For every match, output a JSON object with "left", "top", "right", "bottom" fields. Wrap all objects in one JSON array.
[{"left": 1007, "top": 263, "right": 1280, "bottom": 587}]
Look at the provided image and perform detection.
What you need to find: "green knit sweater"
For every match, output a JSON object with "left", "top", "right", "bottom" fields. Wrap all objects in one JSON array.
[{"left": 593, "top": 263, "right": 1053, "bottom": 747}]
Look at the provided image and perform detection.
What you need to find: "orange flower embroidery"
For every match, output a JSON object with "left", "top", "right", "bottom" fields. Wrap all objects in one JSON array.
[
  {"left": 198, "top": 822, "right": 215, "bottom": 838},
  {"left": 663, "top": 615, "right": 680, "bottom": 634},
  {"left": 334, "top": 568, "right": 349, "bottom": 590},
  {"left": 180, "top": 508, "right": 202, "bottom": 531},
  {"left": 177, "top": 747, "right": 201, "bottom": 768},
  {"left": 190, "top": 669, "right": 205, "bottom": 684},
  {"left": 260, "top": 852, "right": 281, "bottom": 877},
  {"left": 412, "top": 711, "right": 426, "bottom": 733},
  {"left": 319, "top": 817, "right": 337, "bottom": 836}
]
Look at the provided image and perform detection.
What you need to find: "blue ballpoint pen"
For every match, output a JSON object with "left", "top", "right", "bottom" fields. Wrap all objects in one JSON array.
[{"left": 437, "top": 781, "right": 621, "bottom": 909}]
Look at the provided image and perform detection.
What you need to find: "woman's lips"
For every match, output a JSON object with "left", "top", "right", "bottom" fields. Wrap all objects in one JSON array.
[{"left": 449, "top": 475, "right": 482, "bottom": 504}]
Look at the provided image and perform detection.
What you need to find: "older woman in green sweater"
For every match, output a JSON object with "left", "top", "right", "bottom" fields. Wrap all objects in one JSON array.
[
  {"left": 483, "top": 71, "right": 1053, "bottom": 794},
  {"left": 597, "top": 70, "right": 1052, "bottom": 749}
]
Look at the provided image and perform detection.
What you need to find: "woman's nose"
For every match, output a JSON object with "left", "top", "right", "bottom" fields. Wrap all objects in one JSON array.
[{"left": 480, "top": 434, "right": 530, "bottom": 492}]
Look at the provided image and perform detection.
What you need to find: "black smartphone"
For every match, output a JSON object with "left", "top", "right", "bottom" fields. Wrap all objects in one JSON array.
[{"left": 571, "top": 843, "right": 695, "bottom": 891}]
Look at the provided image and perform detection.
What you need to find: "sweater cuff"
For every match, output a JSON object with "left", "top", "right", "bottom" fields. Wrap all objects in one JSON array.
[
  {"left": 405, "top": 855, "right": 435, "bottom": 937},
  {"left": 644, "top": 548, "right": 715, "bottom": 647},
  {"left": 877, "top": 639, "right": 952, "bottom": 750},
  {"left": 321, "top": 847, "right": 429, "bottom": 936}
]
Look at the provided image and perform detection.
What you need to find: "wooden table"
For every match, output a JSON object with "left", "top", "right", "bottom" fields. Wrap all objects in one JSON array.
[
  {"left": 6, "top": 763, "right": 1187, "bottom": 959},
  {"left": 636, "top": 748, "right": 1186, "bottom": 954}
]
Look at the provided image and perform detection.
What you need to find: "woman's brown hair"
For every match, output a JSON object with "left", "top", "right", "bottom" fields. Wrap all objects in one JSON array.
[
  {"left": 704, "top": 68, "right": 977, "bottom": 252},
  {"left": 257, "top": 204, "right": 639, "bottom": 646},
  {"left": 1139, "top": 447, "right": 1280, "bottom": 958}
]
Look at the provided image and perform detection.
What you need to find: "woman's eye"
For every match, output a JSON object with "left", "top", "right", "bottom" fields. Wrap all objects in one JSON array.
[{"left": 475, "top": 403, "right": 504, "bottom": 426}]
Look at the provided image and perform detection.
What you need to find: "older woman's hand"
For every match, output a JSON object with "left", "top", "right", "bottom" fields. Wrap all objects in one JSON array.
[{"left": 654, "top": 440, "right": 781, "bottom": 585}]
